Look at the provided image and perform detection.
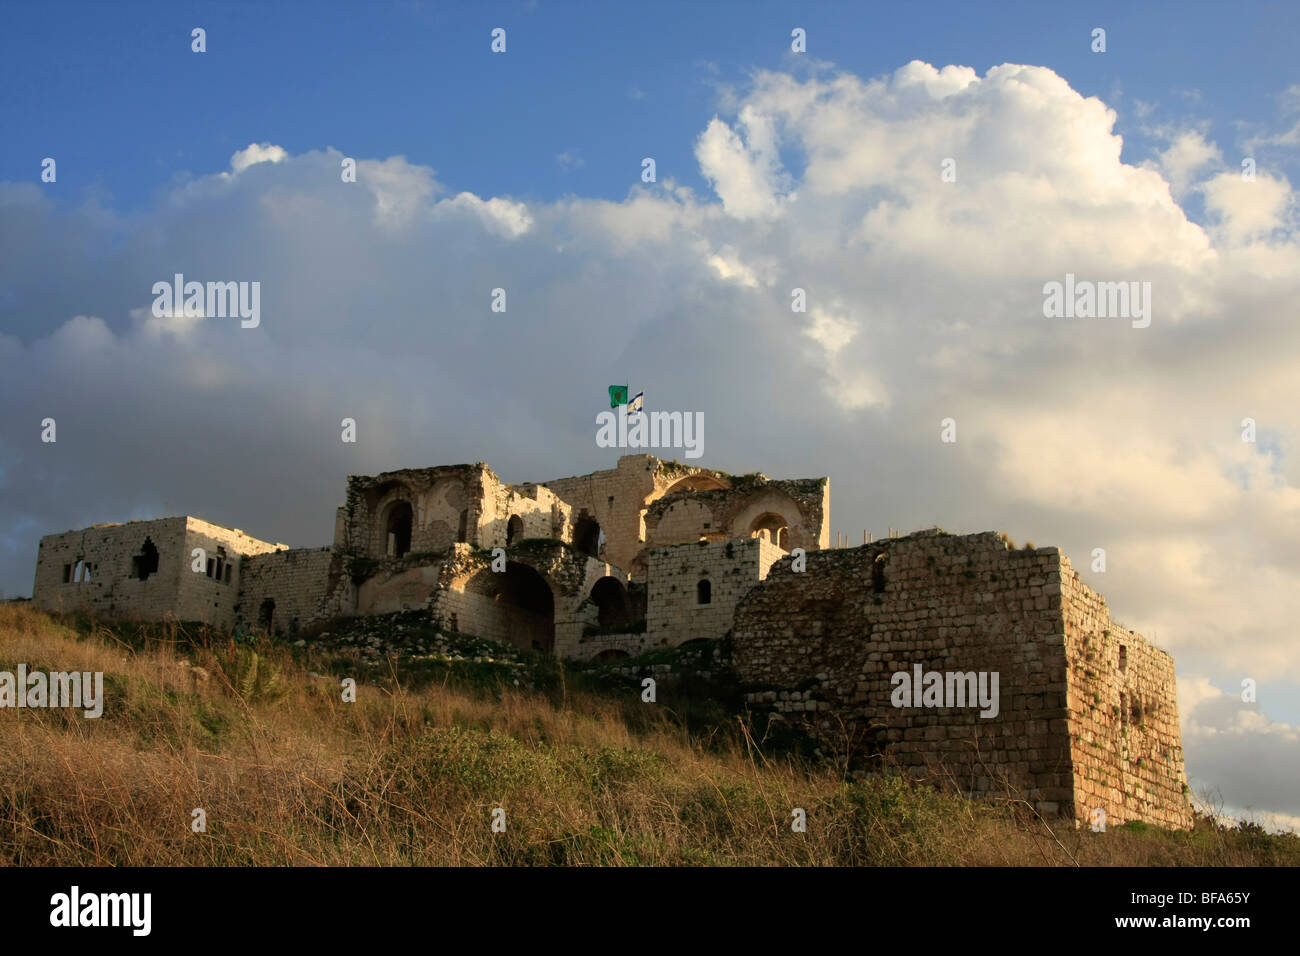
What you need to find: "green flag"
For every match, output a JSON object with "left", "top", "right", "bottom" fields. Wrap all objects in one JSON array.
[{"left": 609, "top": 385, "right": 628, "bottom": 408}]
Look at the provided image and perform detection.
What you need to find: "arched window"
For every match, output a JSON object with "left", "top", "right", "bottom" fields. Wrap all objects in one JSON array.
[
  {"left": 507, "top": 514, "right": 523, "bottom": 545},
  {"left": 749, "top": 512, "right": 790, "bottom": 551},
  {"left": 696, "top": 579, "right": 711, "bottom": 605},
  {"left": 386, "top": 502, "right": 413, "bottom": 558}
]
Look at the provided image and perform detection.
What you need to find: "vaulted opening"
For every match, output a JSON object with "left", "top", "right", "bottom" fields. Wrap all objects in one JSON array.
[
  {"left": 749, "top": 512, "right": 790, "bottom": 551},
  {"left": 494, "top": 562, "right": 555, "bottom": 653},
  {"left": 507, "top": 514, "right": 524, "bottom": 546},
  {"left": 590, "top": 576, "right": 632, "bottom": 626},
  {"left": 385, "top": 502, "right": 413, "bottom": 558}
]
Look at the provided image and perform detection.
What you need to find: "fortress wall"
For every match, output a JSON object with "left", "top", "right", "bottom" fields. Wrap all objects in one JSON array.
[
  {"left": 1061, "top": 565, "right": 1192, "bottom": 829},
  {"left": 733, "top": 532, "right": 1078, "bottom": 816},
  {"left": 238, "top": 547, "right": 336, "bottom": 635},
  {"left": 646, "top": 538, "right": 784, "bottom": 646}
]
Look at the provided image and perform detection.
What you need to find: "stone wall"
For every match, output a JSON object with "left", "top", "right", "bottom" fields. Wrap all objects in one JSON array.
[
  {"left": 342, "top": 464, "right": 489, "bottom": 558},
  {"left": 646, "top": 537, "right": 784, "bottom": 646},
  {"left": 1062, "top": 563, "right": 1191, "bottom": 828},
  {"left": 731, "top": 530, "right": 1191, "bottom": 828},
  {"left": 32, "top": 516, "right": 286, "bottom": 629},
  {"left": 644, "top": 474, "right": 831, "bottom": 554},
  {"left": 33, "top": 518, "right": 191, "bottom": 621},
  {"left": 237, "top": 547, "right": 338, "bottom": 636},
  {"left": 542, "top": 455, "right": 733, "bottom": 576}
]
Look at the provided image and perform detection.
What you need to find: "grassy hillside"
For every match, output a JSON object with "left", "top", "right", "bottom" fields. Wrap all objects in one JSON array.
[{"left": 0, "top": 602, "right": 1294, "bottom": 866}]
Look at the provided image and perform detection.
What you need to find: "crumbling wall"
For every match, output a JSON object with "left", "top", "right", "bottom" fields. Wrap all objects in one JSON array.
[
  {"left": 342, "top": 464, "right": 489, "bottom": 559},
  {"left": 542, "top": 455, "right": 732, "bottom": 576},
  {"left": 33, "top": 518, "right": 191, "bottom": 621},
  {"left": 483, "top": 483, "right": 571, "bottom": 549},
  {"left": 32, "top": 516, "right": 285, "bottom": 628},
  {"left": 731, "top": 530, "right": 1191, "bottom": 828},
  {"left": 1062, "top": 565, "right": 1192, "bottom": 829},
  {"left": 734, "top": 532, "right": 1076, "bottom": 817},
  {"left": 644, "top": 475, "right": 830, "bottom": 554},
  {"left": 238, "top": 547, "right": 337, "bottom": 636}
]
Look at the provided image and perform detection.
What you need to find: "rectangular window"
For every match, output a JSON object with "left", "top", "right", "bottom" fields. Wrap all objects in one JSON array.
[
  {"left": 1118, "top": 645, "right": 1128, "bottom": 673},
  {"left": 206, "top": 558, "right": 215, "bottom": 578},
  {"left": 62, "top": 564, "right": 71, "bottom": 583},
  {"left": 224, "top": 565, "right": 232, "bottom": 585}
]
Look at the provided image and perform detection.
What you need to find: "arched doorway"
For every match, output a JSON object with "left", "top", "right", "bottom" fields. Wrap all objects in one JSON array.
[
  {"left": 495, "top": 562, "right": 555, "bottom": 653},
  {"left": 385, "top": 502, "right": 413, "bottom": 558},
  {"left": 590, "top": 576, "right": 632, "bottom": 626},
  {"left": 507, "top": 514, "right": 524, "bottom": 545}
]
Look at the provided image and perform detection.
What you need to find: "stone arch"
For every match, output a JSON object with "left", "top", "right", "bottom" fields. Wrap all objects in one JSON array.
[
  {"left": 382, "top": 500, "right": 414, "bottom": 558},
  {"left": 590, "top": 576, "right": 632, "bottom": 627},
  {"left": 507, "top": 514, "right": 524, "bottom": 545},
  {"left": 662, "top": 473, "right": 730, "bottom": 496},
  {"left": 495, "top": 561, "right": 555, "bottom": 653},
  {"left": 748, "top": 512, "right": 790, "bottom": 550},
  {"left": 593, "top": 649, "right": 630, "bottom": 662},
  {"left": 729, "top": 489, "right": 805, "bottom": 549}
]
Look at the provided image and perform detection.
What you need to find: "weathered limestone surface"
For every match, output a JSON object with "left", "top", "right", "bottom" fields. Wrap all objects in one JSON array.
[
  {"left": 646, "top": 538, "right": 783, "bottom": 645},
  {"left": 238, "top": 547, "right": 336, "bottom": 636},
  {"left": 731, "top": 530, "right": 1192, "bottom": 829},
  {"left": 32, "top": 516, "right": 287, "bottom": 630}
]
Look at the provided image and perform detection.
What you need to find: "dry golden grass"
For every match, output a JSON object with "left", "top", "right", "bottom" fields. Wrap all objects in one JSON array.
[{"left": 0, "top": 602, "right": 1294, "bottom": 866}]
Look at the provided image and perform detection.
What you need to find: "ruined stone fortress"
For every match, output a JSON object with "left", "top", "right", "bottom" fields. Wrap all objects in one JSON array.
[{"left": 31, "top": 453, "right": 1192, "bottom": 829}]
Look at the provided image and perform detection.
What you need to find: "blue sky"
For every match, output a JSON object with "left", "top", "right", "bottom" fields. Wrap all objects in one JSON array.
[
  {"left": 4, "top": 0, "right": 1299, "bottom": 225},
  {"left": 2, "top": 1, "right": 1300, "bottom": 827}
]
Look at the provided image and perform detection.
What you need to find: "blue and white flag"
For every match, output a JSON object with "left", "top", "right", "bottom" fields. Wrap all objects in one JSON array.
[{"left": 628, "top": 391, "right": 644, "bottom": 414}]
